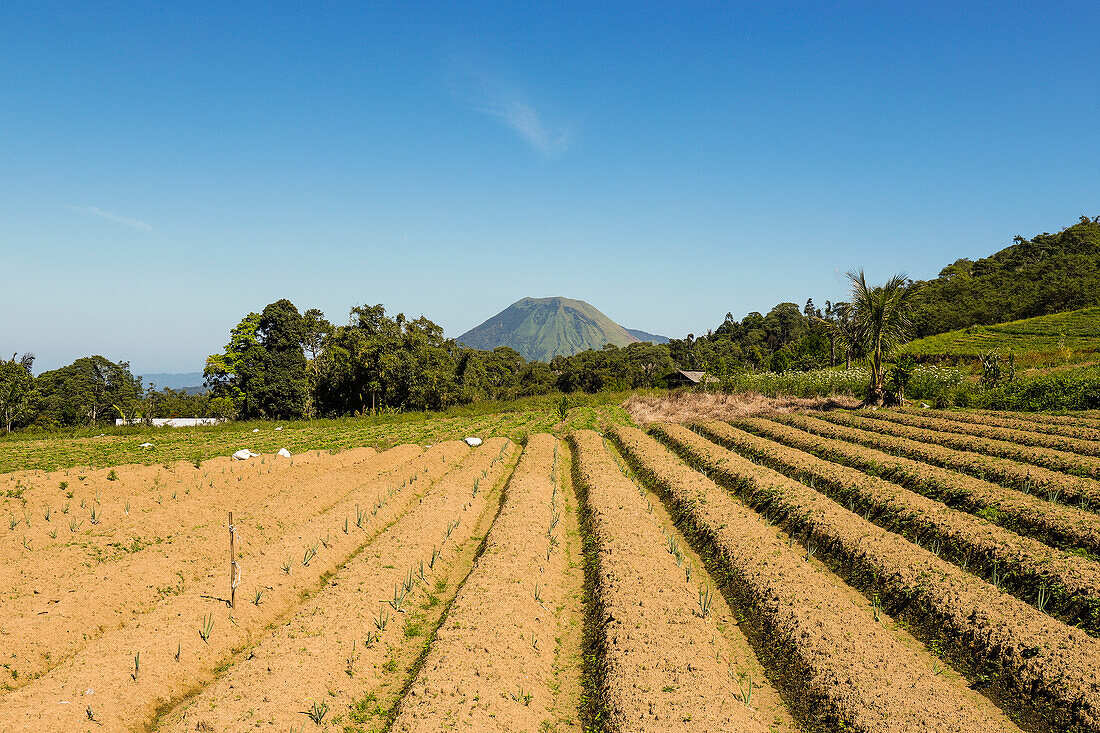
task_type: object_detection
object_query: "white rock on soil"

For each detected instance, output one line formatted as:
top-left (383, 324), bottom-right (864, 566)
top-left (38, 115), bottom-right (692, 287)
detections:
top-left (464, 437), bottom-right (483, 447)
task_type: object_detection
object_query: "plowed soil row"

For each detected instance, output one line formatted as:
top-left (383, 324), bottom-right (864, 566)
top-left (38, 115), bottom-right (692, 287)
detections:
top-left (980, 410), bottom-right (1100, 430)
top-left (765, 415), bottom-right (1100, 555)
top-left (0, 449), bottom-right (355, 573)
top-left (654, 422), bottom-right (1100, 733)
top-left (823, 411), bottom-right (1100, 480)
top-left (903, 408), bottom-right (1100, 442)
top-left (570, 430), bottom-right (786, 732)
top-left (157, 437), bottom-right (517, 733)
top-left (0, 440), bottom-right (473, 732)
top-left (693, 420), bottom-right (1100, 634)
top-left (392, 434), bottom-right (585, 732)
top-left (867, 409), bottom-right (1100, 458)
top-left (0, 446), bottom-right (421, 687)
top-left (608, 425), bottom-right (1020, 733)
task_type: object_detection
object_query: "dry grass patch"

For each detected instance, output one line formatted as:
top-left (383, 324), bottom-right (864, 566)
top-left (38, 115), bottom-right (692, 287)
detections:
top-left (622, 390), bottom-right (857, 425)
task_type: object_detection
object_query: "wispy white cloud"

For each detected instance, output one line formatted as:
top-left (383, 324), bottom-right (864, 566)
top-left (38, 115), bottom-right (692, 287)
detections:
top-left (66, 205), bottom-right (155, 234)
top-left (451, 61), bottom-right (576, 157)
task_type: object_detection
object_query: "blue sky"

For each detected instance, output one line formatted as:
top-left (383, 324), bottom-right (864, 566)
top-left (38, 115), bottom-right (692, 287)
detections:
top-left (3, 1), bottom-right (1098, 373)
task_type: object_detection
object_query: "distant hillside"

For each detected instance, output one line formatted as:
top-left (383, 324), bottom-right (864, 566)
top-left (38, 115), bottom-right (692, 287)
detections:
top-left (140, 372), bottom-right (206, 393)
top-left (625, 328), bottom-right (670, 344)
top-left (904, 306), bottom-right (1100, 364)
top-left (458, 297), bottom-right (649, 362)
top-left (911, 216), bottom-right (1100, 337)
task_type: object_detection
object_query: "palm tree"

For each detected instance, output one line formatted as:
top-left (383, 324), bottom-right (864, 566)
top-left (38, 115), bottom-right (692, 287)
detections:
top-left (842, 270), bottom-right (917, 406)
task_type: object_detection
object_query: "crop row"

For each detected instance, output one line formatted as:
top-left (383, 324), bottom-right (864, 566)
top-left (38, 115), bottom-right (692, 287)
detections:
top-left (986, 410), bottom-right (1100, 429)
top-left (692, 420), bottom-right (1100, 634)
top-left (0, 445), bottom-right (424, 688)
top-left (866, 409), bottom-right (1100, 458)
top-left (782, 412), bottom-right (1100, 510)
top-left (0, 440), bottom-right (477, 730)
top-left (904, 407), bottom-right (1100, 442)
top-left (160, 438), bottom-right (517, 733)
top-left (569, 429), bottom-right (774, 730)
top-left (392, 434), bottom-right (580, 732)
top-left (757, 415), bottom-right (1100, 557)
top-left (822, 411), bottom-right (1100, 480)
top-left (649, 422), bottom-right (1100, 733)
top-left (607, 425), bottom-right (1020, 732)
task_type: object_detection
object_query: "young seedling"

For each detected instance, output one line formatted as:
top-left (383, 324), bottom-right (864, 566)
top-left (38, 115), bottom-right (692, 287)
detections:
top-left (697, 586), bottom-right (713, 619)
top-left (253, 588), bottom-right (265, 606)
top-left (199, 613), bottom-right (214, 643)
top-left (7, 515), bottom-right (17, 531)
top-left (534, 584), bottom-right (542, 603)
top-left (89, 504), bottom-right (100, 525)
top-left (175, 642), bottom-right (181, 662)
top-left (388, 585), bottom-right (407, 612)
top-left (302, 542), bottom-right (318, 567)
top-left (872, 593), bottom-right (884, 624)
top-left (684, 564), bottom-right (693, 583)
top-left (375, 607), bottom-right (390, 631)
top-left (737, 673), bottom-right (754, 706)
top-left (43, 505), bottom-right (51, 522)
top-left (131, 652), bottom-right (140, 682)
top-left (21, 536), bottom-right (32, 550)
top-left (508, 685), bottom-right (533, 706)
top-left (69, 518), bottom-right (83, 532)
top-left (428, 546), bottom-right (440, 569)
top-left (343, 517), bottom-right (349, 534)
top-left (301, 698), bottom-right (328, 725)
top-left (48, 528), bottom-right (58, 539)
top-left (355, 504), bottom-right (365, 528)
top-left (345, 641), bottom-right (357, 677)
top-left (124, 501), bottom-right (130, 515)
top-left (1037, 585), bottom-right (1050, 613)
top-left (281, 557), bottom-right (292, 574)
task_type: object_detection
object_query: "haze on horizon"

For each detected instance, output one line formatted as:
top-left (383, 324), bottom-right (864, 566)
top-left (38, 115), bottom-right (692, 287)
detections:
top-left (3, 2), bottom-right (1098, 373)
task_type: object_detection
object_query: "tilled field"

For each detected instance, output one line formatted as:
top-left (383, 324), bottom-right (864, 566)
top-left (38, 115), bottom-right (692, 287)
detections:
top-left (2, 407), bottom-right (1099, 731)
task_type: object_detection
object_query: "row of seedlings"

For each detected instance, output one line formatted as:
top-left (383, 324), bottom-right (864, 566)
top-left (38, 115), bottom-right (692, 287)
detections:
top-left (391, 434), bottom-right (583, 732)
top-left (159, 438), bottom-right (517, 733)
top-left (0, 440), bottom-right (473, 730)
top-left (900, 407), bottom-right (1100, 442)
top-left (863, 409), bottom-right (1100, 458)
top-left (569, 430), bottom-right (785, 732)
top-left (651, 423), bottom-right (1100, 733)
top-left (760, 415), bottom-right (1100, 554)
top-left (607, 425), bottom-right (1022, 733)
top-left (691, 420), bottom-right (1100, 634)
top-left (820, 411), bottom-right (1100, 480)
top-left (0, 444), bottom-right (422, 691)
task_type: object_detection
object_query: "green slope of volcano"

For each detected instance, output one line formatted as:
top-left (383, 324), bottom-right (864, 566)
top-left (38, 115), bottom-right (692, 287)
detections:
top-left (457, 297), bottom-right (648, 362)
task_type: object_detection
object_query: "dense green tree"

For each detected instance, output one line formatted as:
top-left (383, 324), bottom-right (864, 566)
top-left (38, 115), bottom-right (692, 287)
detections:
top-left (254, 299), bottom-right (309, 419)
top-left (35, 356), bottom-right (143, 426)
top-left (0, 354), bottom-right (37, 433)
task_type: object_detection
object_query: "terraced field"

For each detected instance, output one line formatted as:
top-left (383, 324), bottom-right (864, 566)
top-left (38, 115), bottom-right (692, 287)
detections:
top-left (2, 406), bottom-right (1100, 731)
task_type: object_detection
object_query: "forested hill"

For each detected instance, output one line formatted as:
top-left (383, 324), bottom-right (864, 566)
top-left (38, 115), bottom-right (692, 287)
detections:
top-left (910, 216), bottom-right (1100, 338)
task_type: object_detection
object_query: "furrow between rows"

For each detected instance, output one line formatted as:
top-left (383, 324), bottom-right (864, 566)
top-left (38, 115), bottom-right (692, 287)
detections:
top-left (608, 425), bottom-right (1020, 733)
top-left (570, 429), bottom-right (782, 732)
top-left (694, 420), bottom-right (1100, 634)
top-left (0, 446), bottom-right (421, 688)
top-left (654, 422), bottom-right (1100, 733)
top-left (157, 438), bottom-right (517, 733)
top-left (867, 410), bottom-right (1100, 458)
top-left (900, 408), bottom-right (1100, 442)
top-left (822, 411), bottom-right (1100, 481)
top-left (0, 440), bottom-right (473, 732)
top-left (392, 434), bottom-right (584, 732)
top-left (767, 414), bottom-right (1100, 555)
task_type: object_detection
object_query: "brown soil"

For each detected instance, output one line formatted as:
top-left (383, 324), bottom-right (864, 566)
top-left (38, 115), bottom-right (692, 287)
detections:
top-left (621, 391), bottom-right (857, 425)
top-left (870, 409), bottom-right (1100, 457)
top-left (0, 441), bottom-right (473, 732)
top-left (0, 446), bottom-right (422, 687)
top-left (694, 420), bottom-right (1100, 633)
top-left (392, 434), bottom-right (585, 732)
top-left (771, 414), bottom-right (1100, 555)
top-left (828, 410), bottom-right (1100, 479)
top-left (156, 438), bottom-right (517, 733)
top-left (902, 407), bottom-right (1100, 442)
top-left (609, 425), bottom-right (1024, 733)
top-left (655, 423), bottom-right (1100, 733)
top-left (571, 430), bottom-right (794, 732)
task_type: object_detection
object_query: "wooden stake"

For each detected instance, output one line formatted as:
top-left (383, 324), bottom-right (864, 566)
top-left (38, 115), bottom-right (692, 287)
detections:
top-left (229, 511), bottom-right (236, 608)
